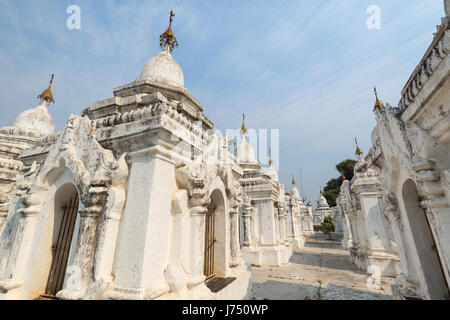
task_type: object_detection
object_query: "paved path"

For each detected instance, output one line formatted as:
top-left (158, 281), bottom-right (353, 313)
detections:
top-left (250, 235), bottom-right (394, 300)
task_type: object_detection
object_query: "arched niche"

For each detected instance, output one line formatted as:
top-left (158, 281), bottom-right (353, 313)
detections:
top-left (28, 182), bottom-right (81, 299)
top-left (402, 179), bottom-right (449, 299)
top-left (204, 188), bottom-right (227, 279)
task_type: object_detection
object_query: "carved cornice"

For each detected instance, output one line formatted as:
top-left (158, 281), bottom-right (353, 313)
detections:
top-left (92, 102), bottom-right (190, 131)
top-left (91, 99), bottom-right (214, 159)
top-left (35, 132), bottom-right (61, 147)
top-left (0, 158), bottom-right (22, 171)
top-left (365, 138), bottom-right (382, 168)
top-left (0, 126), bottom-right (47, 139)
top-left (398, 18), bottom-right (450, 113)
top-left (85, 80), bottom-right (214, 132)
top-left (113, 79), bottom-right (206, 113)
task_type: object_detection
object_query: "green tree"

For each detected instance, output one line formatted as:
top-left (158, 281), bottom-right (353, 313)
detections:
top-left (323, 159), bottom-right (357, 207)
top-left (336, 159), bottom-right (357, 181)
top-left (321, 215), bottom-right (335, 239)
top-left (323, 189), bottom-right (340, 207)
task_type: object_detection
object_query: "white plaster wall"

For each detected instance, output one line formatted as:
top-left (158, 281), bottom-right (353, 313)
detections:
top-left (113, 153), bottom-right (175, 291)
top-left (257, 200), bottom-right (276, 245)
top-left (361, 196), bottom-right (390, 251)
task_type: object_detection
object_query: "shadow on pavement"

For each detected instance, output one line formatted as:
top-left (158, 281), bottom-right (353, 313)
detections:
top-left (251, 280), bottom-right (392, 300)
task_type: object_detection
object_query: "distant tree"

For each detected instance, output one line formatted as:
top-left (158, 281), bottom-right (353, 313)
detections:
top-left (323, 189), bottom-right (339, 207)
top-left (321, 215), bottom-right (335, 239)
top-left (323, 159), bottom-right (357, 207)
top-left (336, 159), bottom-right (357, 181)
top-left (324, 177), bottom-right (341, 191)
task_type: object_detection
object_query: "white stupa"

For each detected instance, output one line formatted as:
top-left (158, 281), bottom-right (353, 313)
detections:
top-left (291, 178), bottom-right (301, 199)
top-left (236, 115), bottom-right (258, 164)
top-left (137, 12), bottom-right (184, 89)
top-left (139, 46), bottom-right (185, 88)
top-left (314, 189), bottom-right (332, 225)
top-left (13, 75), bottom-right (55, 136)
top-left (264, 157), bottom-right (279, 181)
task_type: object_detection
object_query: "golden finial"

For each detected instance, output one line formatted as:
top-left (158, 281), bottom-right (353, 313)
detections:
top-left (160, 10), bottom-right (178, 52)
top-left (240, 113), bottom-right (248, 135)
top-left (355, 137), bottom-right (363, 160)
top-left (38, 74), bottom-right (55, 104)
top-left (292, 175), bottom-right (296, 185)
top-left (373, 87), bottom-right (385, 111)
top-left (268, 147), bottom-right (273, 166)
top-left (341, 172), bottom-right (346, 181)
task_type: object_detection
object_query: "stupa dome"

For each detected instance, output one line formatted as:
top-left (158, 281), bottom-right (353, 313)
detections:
top-left (319, 192), bottom-right (329, 207)
top-left (237, 138), bottom-right (257, 163)
top-left (139, 48), bottom-right (184, 88)
top-left (264, 160), bottom-right (279, 181)
top-left (291, 185), bottom-right (301, 199)
top-left (13, 101), bottom-right (54, 136)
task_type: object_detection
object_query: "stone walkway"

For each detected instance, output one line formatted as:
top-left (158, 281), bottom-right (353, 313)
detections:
top-left (250, 235), bottom-right (395, 300)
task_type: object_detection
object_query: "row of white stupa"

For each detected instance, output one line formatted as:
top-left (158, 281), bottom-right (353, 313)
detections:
top-left (0, 23), bottom-right (336, 300)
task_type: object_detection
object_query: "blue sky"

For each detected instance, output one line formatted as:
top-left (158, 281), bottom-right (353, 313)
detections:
top-left (0, 0), bottom-right (445, 205)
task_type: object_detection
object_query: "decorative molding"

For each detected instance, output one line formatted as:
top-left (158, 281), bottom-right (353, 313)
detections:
top-left (398, 22), bottom-right (450, 113)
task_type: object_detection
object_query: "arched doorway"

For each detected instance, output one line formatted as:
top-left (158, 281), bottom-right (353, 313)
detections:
top-left (402, 179), bottom-right (449, 299)
top-left (44, 183), bottom-right (80, 297)
top-left (203, 189), bottom-right (226, 279)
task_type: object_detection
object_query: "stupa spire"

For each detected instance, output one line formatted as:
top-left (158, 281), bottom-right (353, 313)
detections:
top-left (268, 147), bottom-right (273, 166)
top-left (160, 10), bottom-right (179, 52)
top-left (373, 87), bottom-right (385, 111)
top-left (355, 137), bottom-right (363, 160)
top-left (240, 113), bottom-right (248, 135)
top-left (37, 74), bottom-right (55, 104)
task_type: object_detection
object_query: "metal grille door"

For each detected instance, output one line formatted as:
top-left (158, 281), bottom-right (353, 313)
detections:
top-left (203, 205), bottom-right (216, 278)
top-left (45, 193), bottom-right (79, 296)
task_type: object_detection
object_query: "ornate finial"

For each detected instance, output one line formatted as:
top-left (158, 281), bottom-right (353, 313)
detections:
top-left (240, 113), bottom-right (248, 135)
top-left (292, 175), bottom-right (296, 185)
top-left (160, 10), bottom-right (178, 52)
top-left (373, 87), bottom-right (385, 111)
top-left (355, 137), bottom-right (363, 160)
top-left (268, 147), bottom-right (273, 166)
top-left (38, 74), bottom-right (55, 104)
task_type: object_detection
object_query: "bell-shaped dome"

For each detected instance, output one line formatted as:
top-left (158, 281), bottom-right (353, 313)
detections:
top-left (264, 164), bottom-right (279, 181)
top-left (139, 47), bottom-right (184, 88)
top-left (318, 192), bottom-right (329, 208)
top-left (291, 185), bottom-right (301, 199)
top-left (237, 137), bottom-right (257, 163)
top-left (13, 101), bottom-right (54, 136)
